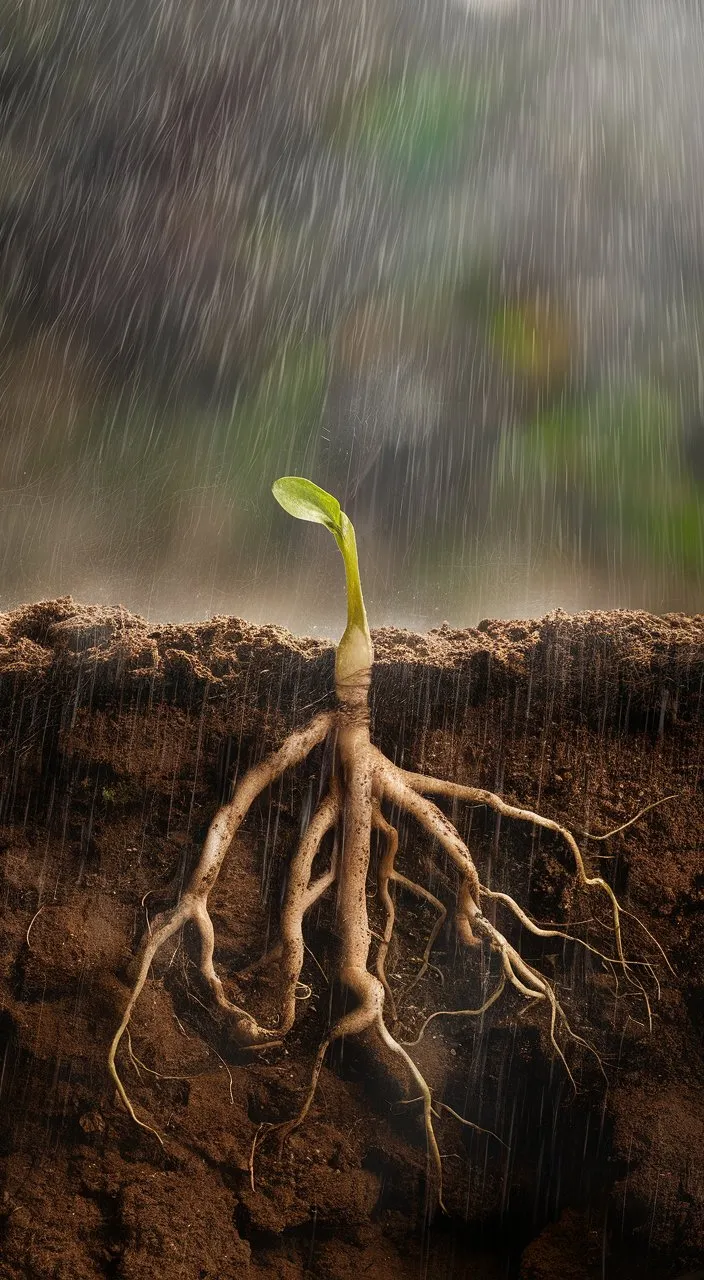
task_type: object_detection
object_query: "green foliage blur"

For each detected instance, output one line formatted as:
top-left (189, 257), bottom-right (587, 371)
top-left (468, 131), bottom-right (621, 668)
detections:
top-left (494, 387), bottom-right (704, 573)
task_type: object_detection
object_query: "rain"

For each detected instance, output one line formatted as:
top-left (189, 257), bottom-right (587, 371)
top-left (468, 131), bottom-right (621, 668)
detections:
top-left (0, 0), bottom-right (701, 633)
top-left (0, 3), bottom-right (703, 1279)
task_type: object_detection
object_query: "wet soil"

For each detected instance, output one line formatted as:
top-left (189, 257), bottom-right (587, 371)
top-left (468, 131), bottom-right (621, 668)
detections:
top-left (0, 599), bottom-right (702, 1279)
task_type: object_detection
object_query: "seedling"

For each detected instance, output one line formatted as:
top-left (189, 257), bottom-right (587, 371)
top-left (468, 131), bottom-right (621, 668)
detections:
top-left (109, 477), bottom-right (663, 1209)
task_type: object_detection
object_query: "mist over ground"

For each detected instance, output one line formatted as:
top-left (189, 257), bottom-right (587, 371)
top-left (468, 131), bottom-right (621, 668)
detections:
top-left (0, 0), bottom-right (702, 632)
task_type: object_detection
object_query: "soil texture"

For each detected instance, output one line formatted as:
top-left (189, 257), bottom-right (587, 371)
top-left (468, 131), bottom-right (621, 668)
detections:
top-left (0, 599), bottom-right (703, 1279)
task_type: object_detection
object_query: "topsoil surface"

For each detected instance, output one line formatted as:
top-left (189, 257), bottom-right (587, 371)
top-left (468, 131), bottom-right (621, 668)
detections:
top-left (0, 599), bottom-right (703, 1280)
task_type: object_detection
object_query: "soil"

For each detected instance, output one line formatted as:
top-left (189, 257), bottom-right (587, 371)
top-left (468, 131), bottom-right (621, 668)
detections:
top-left (0, 598), bottom-right (703, 1280)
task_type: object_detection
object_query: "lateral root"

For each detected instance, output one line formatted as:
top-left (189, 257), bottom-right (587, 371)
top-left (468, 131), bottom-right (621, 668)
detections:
top-left (110, 706), bottom-right (666, 1211)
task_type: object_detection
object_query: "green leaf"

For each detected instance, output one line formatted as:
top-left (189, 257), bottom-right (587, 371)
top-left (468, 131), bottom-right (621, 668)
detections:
top-left (272, 477), bottom-right (372, 679)
top-left (272, 477), bottom-right (343, 536)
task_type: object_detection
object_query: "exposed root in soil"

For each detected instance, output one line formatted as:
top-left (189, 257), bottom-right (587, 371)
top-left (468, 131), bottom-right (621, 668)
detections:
top-left (108, 482), bottom-right (667, 1210)
top-left (109, 693), bottom-right (663, 1208)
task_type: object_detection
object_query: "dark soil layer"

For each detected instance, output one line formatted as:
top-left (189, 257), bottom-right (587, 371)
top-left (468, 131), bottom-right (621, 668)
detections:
top-left (0, 599), bottom-right (703, 1280)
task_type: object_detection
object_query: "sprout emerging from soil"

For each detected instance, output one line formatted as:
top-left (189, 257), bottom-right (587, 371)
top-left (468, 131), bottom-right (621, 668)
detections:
top-left (109, 477), bottom-right (662, 1209)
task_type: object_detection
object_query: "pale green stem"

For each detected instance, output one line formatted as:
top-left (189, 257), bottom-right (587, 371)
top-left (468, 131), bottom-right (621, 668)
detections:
top-left (336, 514), bottom-right (368, 635)
top-left (334, 512), bottom-right (374, 702)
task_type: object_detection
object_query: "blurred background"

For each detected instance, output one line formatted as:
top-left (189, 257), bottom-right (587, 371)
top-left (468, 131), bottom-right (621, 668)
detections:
top-left (0, 0), bottom-right (702, 635)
